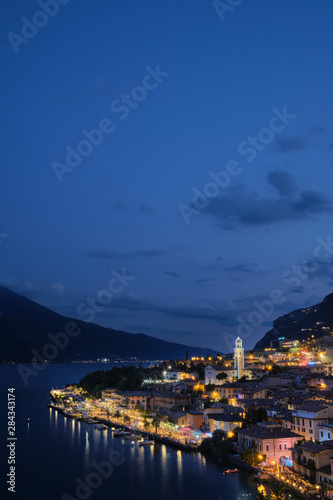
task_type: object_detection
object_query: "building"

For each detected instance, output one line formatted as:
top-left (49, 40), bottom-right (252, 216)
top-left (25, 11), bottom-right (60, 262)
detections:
top-left (204, 365), bottom-right (230, 385)
top-left (101, 388), bottom-right (116, 400)
top-left (238, 422), bottom-right (301, 464)
top-left (291, 401), bottom-right (333, 440)
top-left (216, 382), bottom-right (268, 404)
top-left (318, 420), bottom-right (333, 443)
top-left (203, 404), bottom-right (244, 428)
top-left (150, 391), bottom-right (190, 409)
top-left (291, 440), bottom-right (333, 483)
top-left (158, 409), bottom-right (188, 427)
top-left (207, 413), bottom-right (243, 435)
top-left (234, 337), bottom-right (245, 379)
top-left (187, 411), bottom-right (204, 430)
top-left (101, 390), bottom-right (149, 410)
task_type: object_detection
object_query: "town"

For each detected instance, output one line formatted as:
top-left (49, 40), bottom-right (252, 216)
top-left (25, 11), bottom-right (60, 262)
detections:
top-left (50, 334), bottom-right (333, 499)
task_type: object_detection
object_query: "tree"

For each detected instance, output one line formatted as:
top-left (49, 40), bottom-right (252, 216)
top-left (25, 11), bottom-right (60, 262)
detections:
top-left (123, 397), bottom-right (130, 409)
top-left (211, 429), bottom-right (227, 445)
top-left (242, 405), bottom-right (267, 428)
top-left (240, 447), bottom-right (261, 466)
top-left (186, 350), bottom-right (189, 361)
top-left (200, 437), bottom-right (212, 453)
top-left (195, 363), bottom-right (205, 379)
top-left (216, 372), bottom-right (228, 382)
top-left (113, 410), bottom-right (121, 421)
top-left (218, 396), bottom-right (229, 404)
top-left (152, 414), bottom-right (162, 433)
top-left (124, 414), bottom-right (131, 425)
top-left (238, 375), bottom-right (248, 382)
top-left (204, 398), bottom-right (212, 409)
top-left (214, 439), bottom-right (234, 454)
top-left (266, 480), bottom-right (288, 500)
top-left (204, 383), bottom-right (216, 392)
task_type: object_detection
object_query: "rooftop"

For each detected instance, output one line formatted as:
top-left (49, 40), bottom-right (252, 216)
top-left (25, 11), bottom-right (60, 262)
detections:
top-left (239, 423), bottom-right (301, 440)
top-left (293, 401), bottom-right (329, 413)
top-left (208, 414), bottom-right (243, 422)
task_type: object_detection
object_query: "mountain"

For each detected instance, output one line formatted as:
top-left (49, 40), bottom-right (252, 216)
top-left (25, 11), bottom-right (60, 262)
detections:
top-left (0, 286), bottom-right (217, 362)
top-left (254, 292), bottom-right (333, 349)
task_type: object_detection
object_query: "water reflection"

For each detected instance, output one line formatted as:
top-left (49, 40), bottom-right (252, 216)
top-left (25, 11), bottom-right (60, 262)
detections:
top-left (176, 450), bottom-right (182, 476)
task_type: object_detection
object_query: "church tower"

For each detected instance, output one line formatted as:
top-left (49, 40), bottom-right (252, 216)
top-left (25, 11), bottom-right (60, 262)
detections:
top-left (234, 336), bottom-right (244, 379)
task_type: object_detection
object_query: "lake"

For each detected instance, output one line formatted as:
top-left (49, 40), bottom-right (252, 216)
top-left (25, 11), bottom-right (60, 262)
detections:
top-left (0, 363), bottom-right (255, 500)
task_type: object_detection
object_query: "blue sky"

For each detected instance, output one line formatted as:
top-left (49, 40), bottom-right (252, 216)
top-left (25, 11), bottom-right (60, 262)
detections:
top-left (1, 0), bottom-right (333, 352)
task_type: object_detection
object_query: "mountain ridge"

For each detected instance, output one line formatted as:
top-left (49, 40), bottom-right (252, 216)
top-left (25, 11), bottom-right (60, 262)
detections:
top-left (0, 286), bottom-right (217, 361)
top-left (254, 292), bottom-right (333, 349)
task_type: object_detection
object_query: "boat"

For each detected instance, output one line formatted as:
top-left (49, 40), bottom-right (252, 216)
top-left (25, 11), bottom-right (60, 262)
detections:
top-left (63, 412), bottom-right (75, 418)
top-left (125, 434), bottom-right (141, 440)
top-left (96, 425), bottom-right (108, 430)
top-left (86, 419), bottom-right (98, 424)
top-left (113, 431), bottom-right (130, 437)
top-left (139, 440), bottom-right (154, 446)
top-left (222, 468), bottom-right (238, 475)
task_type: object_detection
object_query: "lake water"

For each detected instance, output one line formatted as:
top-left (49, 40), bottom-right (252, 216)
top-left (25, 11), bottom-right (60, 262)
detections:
top-left (0, 363), bottom-right (255, 500)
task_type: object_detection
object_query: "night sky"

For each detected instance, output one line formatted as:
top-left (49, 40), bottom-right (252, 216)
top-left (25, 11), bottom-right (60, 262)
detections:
top-left (1, 0), bottom-right (333, 353)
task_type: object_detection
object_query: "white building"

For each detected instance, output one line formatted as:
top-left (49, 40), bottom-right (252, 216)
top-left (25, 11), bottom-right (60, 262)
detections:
top-left (234, 337), bottom-right (245, 379)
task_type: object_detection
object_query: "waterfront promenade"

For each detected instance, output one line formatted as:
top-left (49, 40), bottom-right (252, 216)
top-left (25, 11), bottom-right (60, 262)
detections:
top-left (49, 403), bottom-right (200, 450)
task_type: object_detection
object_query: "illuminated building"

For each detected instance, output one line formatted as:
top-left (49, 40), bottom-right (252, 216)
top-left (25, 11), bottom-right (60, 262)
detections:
top-left (234, 337), bottom-right (245, 379)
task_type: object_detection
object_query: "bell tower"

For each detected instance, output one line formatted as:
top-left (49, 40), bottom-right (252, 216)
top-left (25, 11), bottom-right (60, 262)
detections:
top-left (234, 336), bottom-right (244, 379)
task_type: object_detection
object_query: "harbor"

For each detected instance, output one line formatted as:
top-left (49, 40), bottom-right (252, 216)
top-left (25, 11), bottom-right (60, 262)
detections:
top-left (48, 403), bottom-right (201, 450)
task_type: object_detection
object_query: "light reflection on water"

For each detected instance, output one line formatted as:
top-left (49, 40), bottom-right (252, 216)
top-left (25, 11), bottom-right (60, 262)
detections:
top-left (0, 364), bottom-right (255, 500)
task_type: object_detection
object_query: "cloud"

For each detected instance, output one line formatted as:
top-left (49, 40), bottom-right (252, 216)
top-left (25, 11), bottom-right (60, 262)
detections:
top-left (201, 177), bottom-right (332, 229)
top-left (96, 294), bottom-right (239, 325)
top-left (267, 169), bottom-right (297, 197)
top-left (50, 282), bottom-right (66, 295)
top-left (87, 248), bottom-right (169, 260)
top-left (305, 258), bottom-right (333, 281)
top-left (193, 278), bottom-right (212, 285)
top-left (289, 285), bottom-right (305, 294)
top-left (207, 257), bottom-right (260, 275)
top-left (276, 136), bottom-right (307, 153)
top-left (310, 126), bottom-right (325, 136)
top-left (139, 205), bottom-right (154, 215)
top-left (0, 276), bottom-right (37, 293)
top-left (164, 271), bottom-right (180, 278)
top-left (113, 201), bottom-right (130, 211)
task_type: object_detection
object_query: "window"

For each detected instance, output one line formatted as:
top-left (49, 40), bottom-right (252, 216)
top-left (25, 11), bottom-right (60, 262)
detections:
top-left (329, 433), bottom-right (331, 439)
top-left (279, 444), bottom-right (282, 451)
top-left (259, 444), bottom-right (262, 451)
top-left (266, 444), bottom-right (269, 452)
top-left (302, 419), bottom-right (304, 426)
top-left (297, 418), bottom-right (300, 425)
top-left (284, 444), bottom-right (287, 450)
top-left (309, 429), bottom-right (313, 434)
top-left (309, 421), bottom-right (312, 428)
top-left (321, 431), bottom-right (324, 438)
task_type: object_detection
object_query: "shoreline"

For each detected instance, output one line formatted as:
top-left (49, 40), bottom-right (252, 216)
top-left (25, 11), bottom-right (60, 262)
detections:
top-left (48, 404), bottom-right (200, 451)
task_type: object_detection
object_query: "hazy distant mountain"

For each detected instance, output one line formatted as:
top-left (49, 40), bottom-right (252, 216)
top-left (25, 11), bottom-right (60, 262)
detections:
top-left (0, 286), bottom-right (216, 362)
top-left (254, 292), bottom-right (333, 349)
